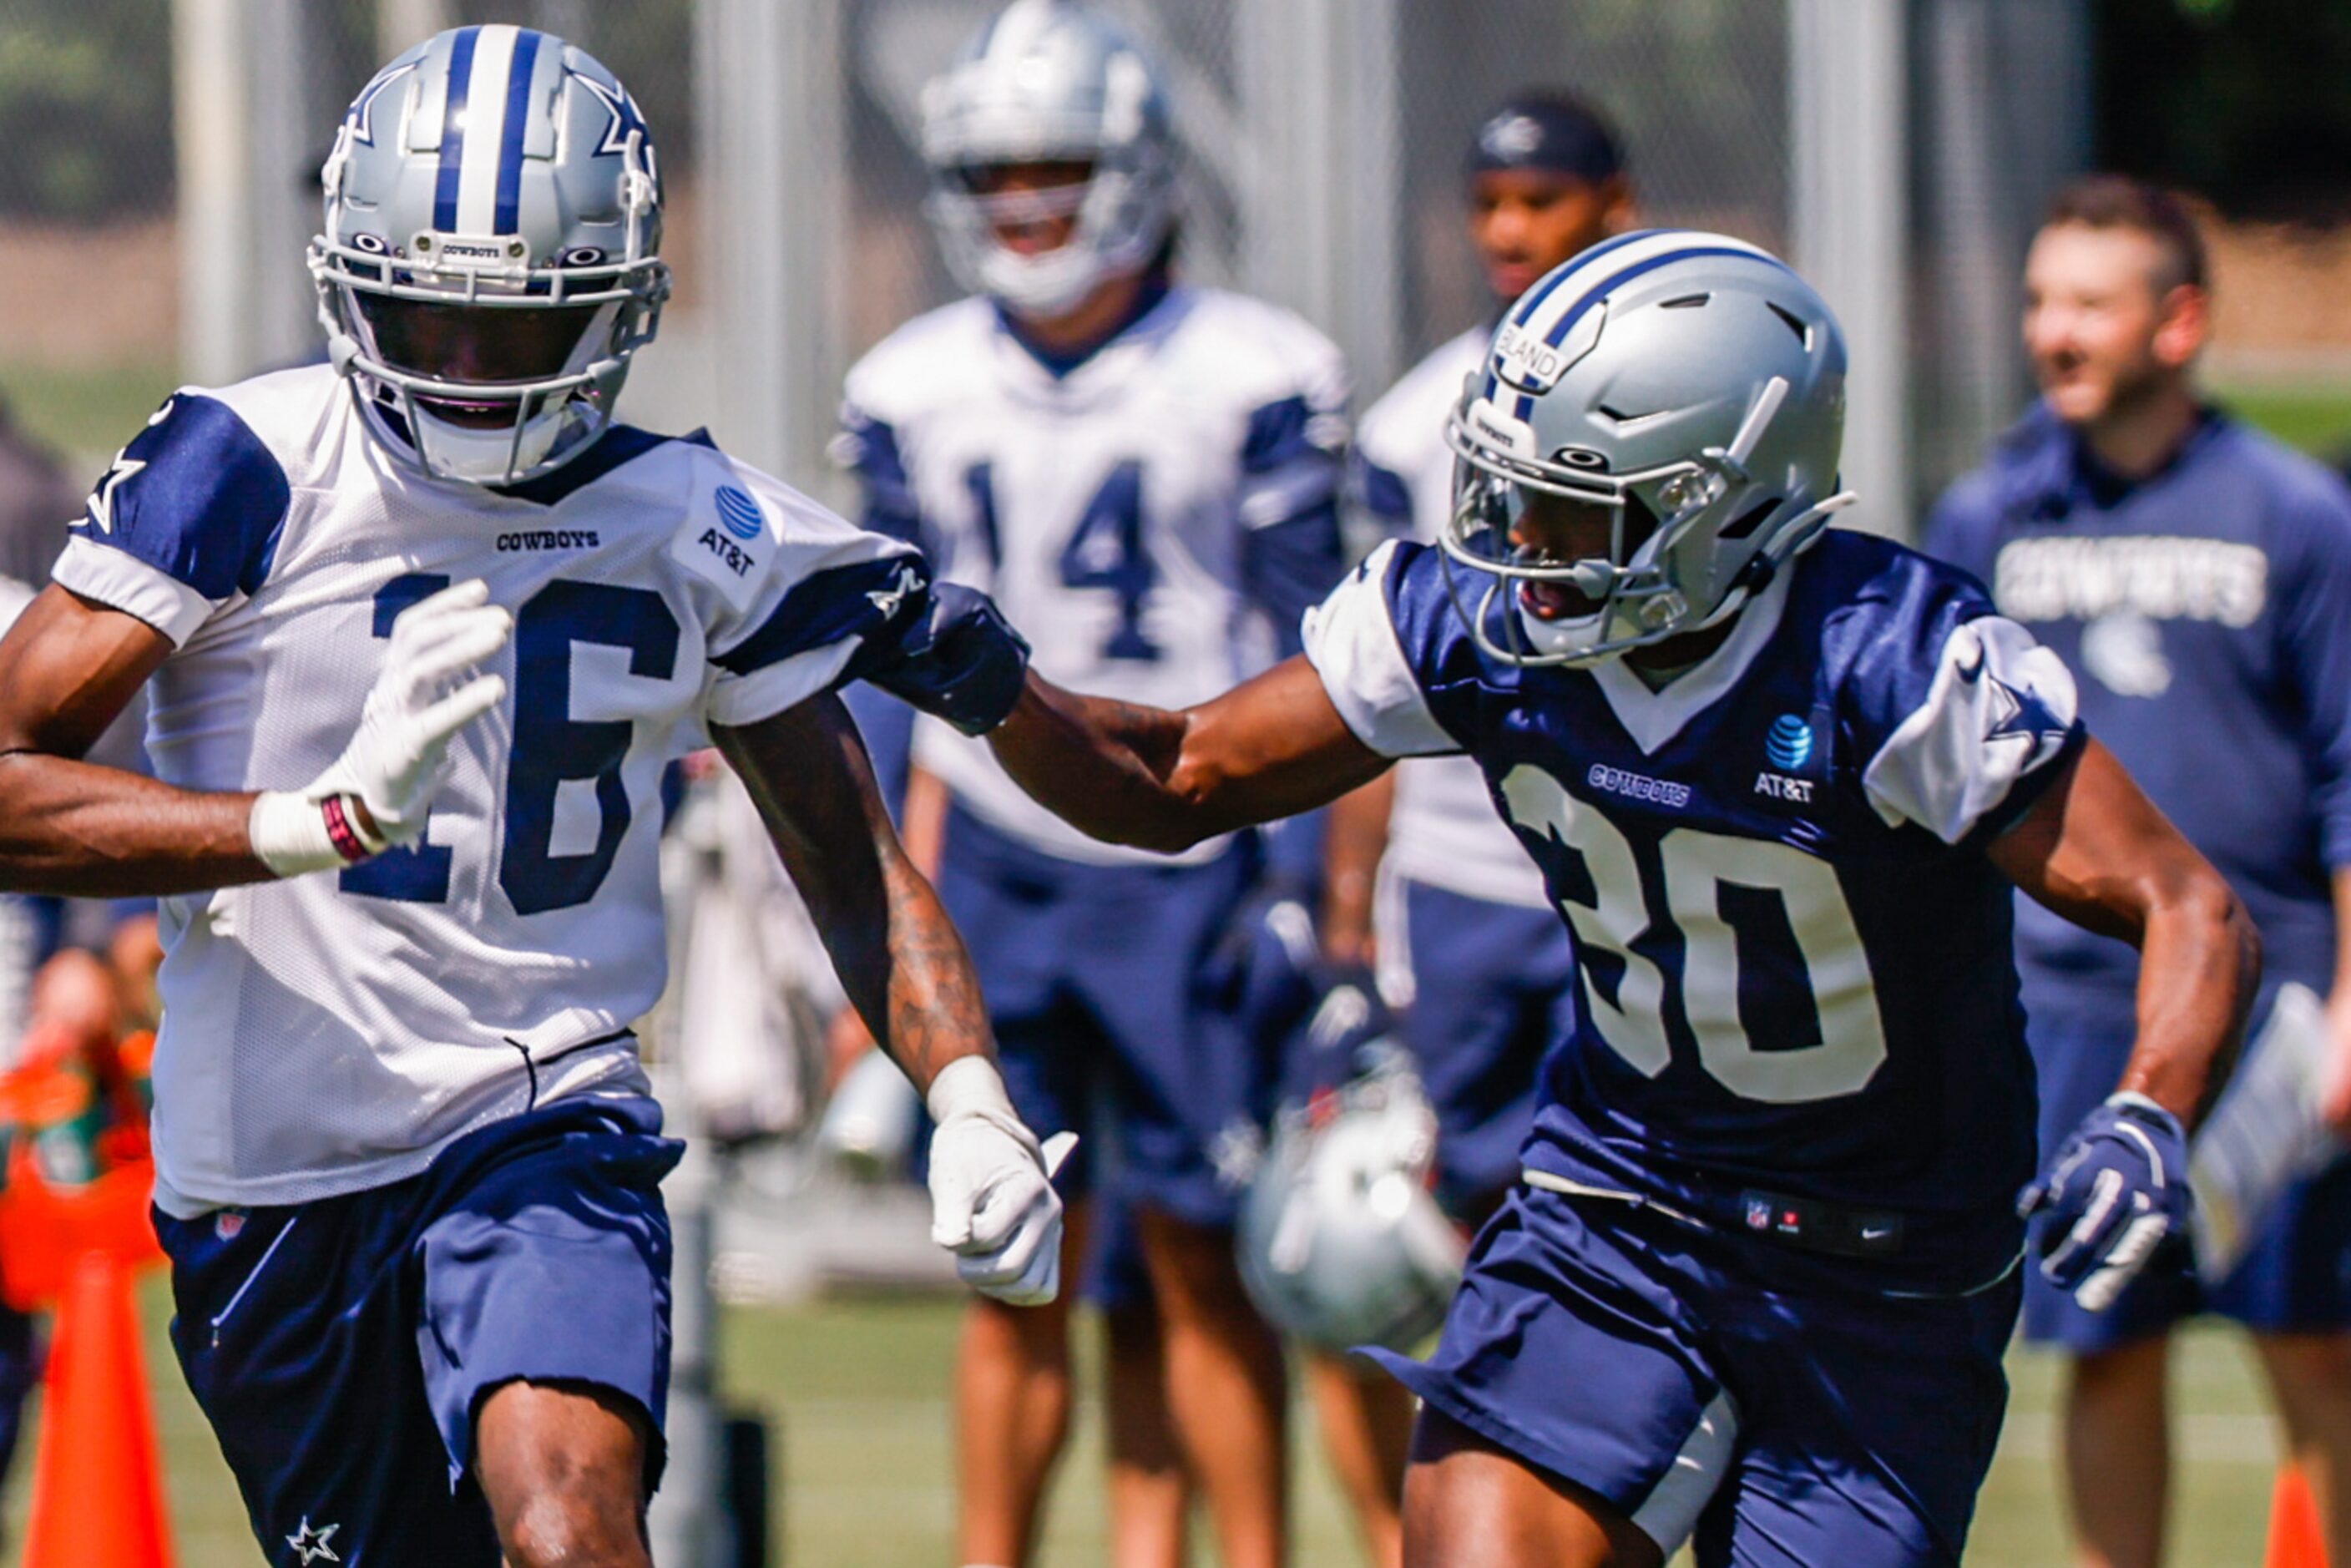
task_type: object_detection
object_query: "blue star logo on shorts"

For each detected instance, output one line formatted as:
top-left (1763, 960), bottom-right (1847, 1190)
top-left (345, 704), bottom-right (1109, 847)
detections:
top-left (286, 1517), bottom-right (341, 1565)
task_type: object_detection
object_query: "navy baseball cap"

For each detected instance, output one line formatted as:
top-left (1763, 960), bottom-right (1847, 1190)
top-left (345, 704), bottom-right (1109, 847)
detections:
top-left (1467, 93), bottom-right (1625, 185)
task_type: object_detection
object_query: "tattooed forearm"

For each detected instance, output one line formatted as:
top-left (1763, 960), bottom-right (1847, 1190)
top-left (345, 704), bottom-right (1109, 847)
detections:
top-left (873, 851), bottom-right (990, 1088)
top-left (715, 696), bottom-right (997, 1098)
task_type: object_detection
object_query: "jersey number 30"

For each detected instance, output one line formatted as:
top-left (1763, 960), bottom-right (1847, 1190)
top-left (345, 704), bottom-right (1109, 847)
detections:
top-left (342, 574), bottom-right (679, 916)
top-left (1501, 766), bottom-right (1889, 1105)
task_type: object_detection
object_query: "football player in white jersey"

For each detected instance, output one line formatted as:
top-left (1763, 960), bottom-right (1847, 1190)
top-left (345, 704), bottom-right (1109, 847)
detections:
top-left (0, 29), bottom-right (1062, 1568)
top-left (836, 5), bottom-right (1350, 1564)
top-left (1312, 92), bottom-right (1637, 1560)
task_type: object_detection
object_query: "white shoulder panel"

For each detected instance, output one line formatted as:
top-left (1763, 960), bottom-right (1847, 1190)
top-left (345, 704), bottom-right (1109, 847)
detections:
top-left (1862, 615), bottom-right (2081, 843)
top-left (1301, 541), bottom-right (1454, 757)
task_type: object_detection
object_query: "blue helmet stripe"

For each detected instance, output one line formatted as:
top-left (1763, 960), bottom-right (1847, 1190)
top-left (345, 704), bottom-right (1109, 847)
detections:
top-left (1504, 229), bottom-right (1658, 331)
top-left (493, 28), bottom-right (543, 235)
top-left (432, 25), bottom-right (482, 232)
top-left (1540, 245), bottom-right (1784, 350)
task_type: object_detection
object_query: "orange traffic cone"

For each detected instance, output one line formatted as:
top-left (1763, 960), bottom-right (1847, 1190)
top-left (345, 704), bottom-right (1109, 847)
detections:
top-left (23, 1250), bottom-right (174, 1567)
top-left (2267, 1464), bottom-right (2328, 1568)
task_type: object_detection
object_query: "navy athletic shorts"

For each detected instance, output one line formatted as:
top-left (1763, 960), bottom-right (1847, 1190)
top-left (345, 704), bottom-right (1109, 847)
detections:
top-left (1366, 1181), bottom-right (2019, 1565)
top-left (155, 1094), bottom-right (681, 1566)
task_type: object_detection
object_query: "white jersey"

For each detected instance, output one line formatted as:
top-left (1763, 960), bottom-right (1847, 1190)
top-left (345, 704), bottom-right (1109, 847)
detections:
top-left (53, 364), bottom-right (923, 1213)
top-left (1354, 326), bottom-right (1550, 908)
top-left (842, 284), bottom-right (1349, 866)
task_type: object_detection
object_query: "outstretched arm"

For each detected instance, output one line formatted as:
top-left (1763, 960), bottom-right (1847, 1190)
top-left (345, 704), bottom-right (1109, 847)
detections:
top-left (716, 694), bottom-right (1064, 1305)
top-left (987, 655), bottom-right (1393, 855)
top-left (1989, 736), bottom-right (2256, 1126)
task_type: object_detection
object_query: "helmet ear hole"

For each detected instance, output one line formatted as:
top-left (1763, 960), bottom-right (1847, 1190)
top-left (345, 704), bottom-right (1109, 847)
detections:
top-left (1720, 496), bottom-right (1782, 541)
top-left (1621, 490), bottom-right (1661, 552)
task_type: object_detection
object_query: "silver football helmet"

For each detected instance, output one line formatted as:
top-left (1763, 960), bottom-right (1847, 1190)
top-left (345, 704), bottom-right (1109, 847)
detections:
top-left (309, 26), bottom-right (670, 487)
top-left (920, 0), bottom-right (1179, 317)
top-left (1444, 230), bottom-right (1855, 665)
top-left (1236, 988), bottom-right (1465, 1353)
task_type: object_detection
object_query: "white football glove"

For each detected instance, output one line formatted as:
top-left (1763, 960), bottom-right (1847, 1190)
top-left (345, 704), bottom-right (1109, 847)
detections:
top-left (926, 1057), bottom-right (1073, 1306)
top-left (248, 579), bottom-right (513, 876)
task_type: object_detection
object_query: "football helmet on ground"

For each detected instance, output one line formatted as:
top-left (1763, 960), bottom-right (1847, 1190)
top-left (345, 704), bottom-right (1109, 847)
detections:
top-left (1443, 230), bottom-right (1854, 666)
top-left (920, 0), bottom-right (1179, 318)
top-left (310, 26), bottom-right (670, 487)
top-left (1236, 980), bottom-right (1464, 1353)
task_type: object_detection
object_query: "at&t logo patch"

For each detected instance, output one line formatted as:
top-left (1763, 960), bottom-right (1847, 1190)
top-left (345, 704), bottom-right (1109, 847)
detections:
top-left (715, 485), bottom-right (765, 541)
top-left (1764, 714), bottom-right (1813, 771)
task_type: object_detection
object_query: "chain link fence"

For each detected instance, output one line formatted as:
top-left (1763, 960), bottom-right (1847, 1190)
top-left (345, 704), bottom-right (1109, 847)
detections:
top-left (0, 0), bottom-right (2081, 508)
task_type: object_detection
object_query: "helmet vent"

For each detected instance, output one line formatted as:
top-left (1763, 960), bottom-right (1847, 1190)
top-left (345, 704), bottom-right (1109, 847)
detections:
top-left (1768, 303), bottom-right (1813, 347)
top-left (1594, 403), bottom-right (1651, 424)
top-left (1721, 496), bottom-right (1782, 540)
top-left (1660, 292), bottom-right (1711, 309)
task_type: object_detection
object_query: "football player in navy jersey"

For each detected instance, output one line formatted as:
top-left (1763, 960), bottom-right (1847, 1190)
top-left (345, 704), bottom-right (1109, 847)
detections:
top-left (1928, 176), bottom-right (2351, 1568)
top-left (884, 232), bottom-right (2256, 1566)
top-left (0, 28), bottom-right (1060, 1568)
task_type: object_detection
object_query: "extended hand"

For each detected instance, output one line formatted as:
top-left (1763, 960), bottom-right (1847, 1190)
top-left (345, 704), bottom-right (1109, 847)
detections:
top-left (866, 580), bottom-right (1030, 736)
top-left (925, 1057), bottom-right (1069, 1305)
top-left (249, 579), bottom-right (513, 875)
top-left (2019, 1092), bottom-right (2189, 1311)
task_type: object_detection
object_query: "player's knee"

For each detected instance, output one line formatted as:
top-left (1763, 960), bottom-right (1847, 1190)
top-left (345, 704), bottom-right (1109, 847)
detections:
top-left (2068, 1333), bottom-right (2169, 1392)
top-left (499, 1486), bottom-right (648, 1568)
top-left (1138, 1213), bottom-right (1255, 1314)
top-left (2258, 1332), bottom-right (2351, 1439)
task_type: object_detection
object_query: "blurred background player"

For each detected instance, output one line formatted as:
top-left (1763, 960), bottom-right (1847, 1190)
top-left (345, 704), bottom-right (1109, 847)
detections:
top-left (835, 4), bottom-right (1352, 1563)
top-left (1314, 90), bottom-right (1635, 1565)
top-left (1925, 175), bottom-right (2351, 1568)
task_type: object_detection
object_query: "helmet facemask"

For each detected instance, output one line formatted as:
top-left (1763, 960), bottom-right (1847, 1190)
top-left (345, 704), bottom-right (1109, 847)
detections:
top-left (1443, 373), bottom-right (1854, 667)
top-left (306, 36), bottom-right (670, 488)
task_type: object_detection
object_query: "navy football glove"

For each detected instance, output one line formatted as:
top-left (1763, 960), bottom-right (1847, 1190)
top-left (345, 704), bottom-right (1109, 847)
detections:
top-left (865, 581), bottom-right (1031, 736)
top-left (2019, 1091), bottom-right (2190, 1311)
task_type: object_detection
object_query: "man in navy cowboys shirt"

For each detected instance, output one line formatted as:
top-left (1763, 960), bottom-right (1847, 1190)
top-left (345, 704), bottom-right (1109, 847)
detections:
top-left (1928, 175), bottom-right (2351, 1568)
top-left (884, 231), bottom-right (2257, 1566)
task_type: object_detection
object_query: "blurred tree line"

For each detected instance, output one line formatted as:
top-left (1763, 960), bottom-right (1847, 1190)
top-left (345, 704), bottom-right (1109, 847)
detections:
top-left (0, 0), bottom-right (697, 223)
top-left (2097, 0), bottom-right (2351, 222)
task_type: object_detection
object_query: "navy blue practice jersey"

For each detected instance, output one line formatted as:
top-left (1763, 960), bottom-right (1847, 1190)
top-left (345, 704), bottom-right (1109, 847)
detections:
top-left (1303, 532), bottom-right (2086, 1287)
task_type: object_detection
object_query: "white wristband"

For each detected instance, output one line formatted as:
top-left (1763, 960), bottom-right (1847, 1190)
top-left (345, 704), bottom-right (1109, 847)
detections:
top-left (247, 791), bottom-right (381, 878)
top-left (926, 1055), bottom-right (1019, 1126)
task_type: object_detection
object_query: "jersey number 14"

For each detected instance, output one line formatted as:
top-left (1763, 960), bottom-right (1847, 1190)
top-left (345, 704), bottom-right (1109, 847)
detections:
top-left (966, 460), bottom-right (1160, 661)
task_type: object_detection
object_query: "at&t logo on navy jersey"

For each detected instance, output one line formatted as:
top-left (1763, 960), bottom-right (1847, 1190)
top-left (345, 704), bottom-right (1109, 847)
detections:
top-left (1756, 714), bottom-right (1816, 802)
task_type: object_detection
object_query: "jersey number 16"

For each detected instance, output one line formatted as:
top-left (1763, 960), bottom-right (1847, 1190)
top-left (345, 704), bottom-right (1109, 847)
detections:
top-left (342, 574), bottom-right (678, 916)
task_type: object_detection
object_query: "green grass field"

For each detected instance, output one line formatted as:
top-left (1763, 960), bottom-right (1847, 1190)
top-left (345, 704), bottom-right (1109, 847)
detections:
top-left (0, 1279), bottom-right (2281, 1566)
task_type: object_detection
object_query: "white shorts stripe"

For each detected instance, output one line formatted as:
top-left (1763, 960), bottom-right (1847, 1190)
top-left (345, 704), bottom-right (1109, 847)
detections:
top-left (1630, 1384), bottom-right (1740, 1553)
